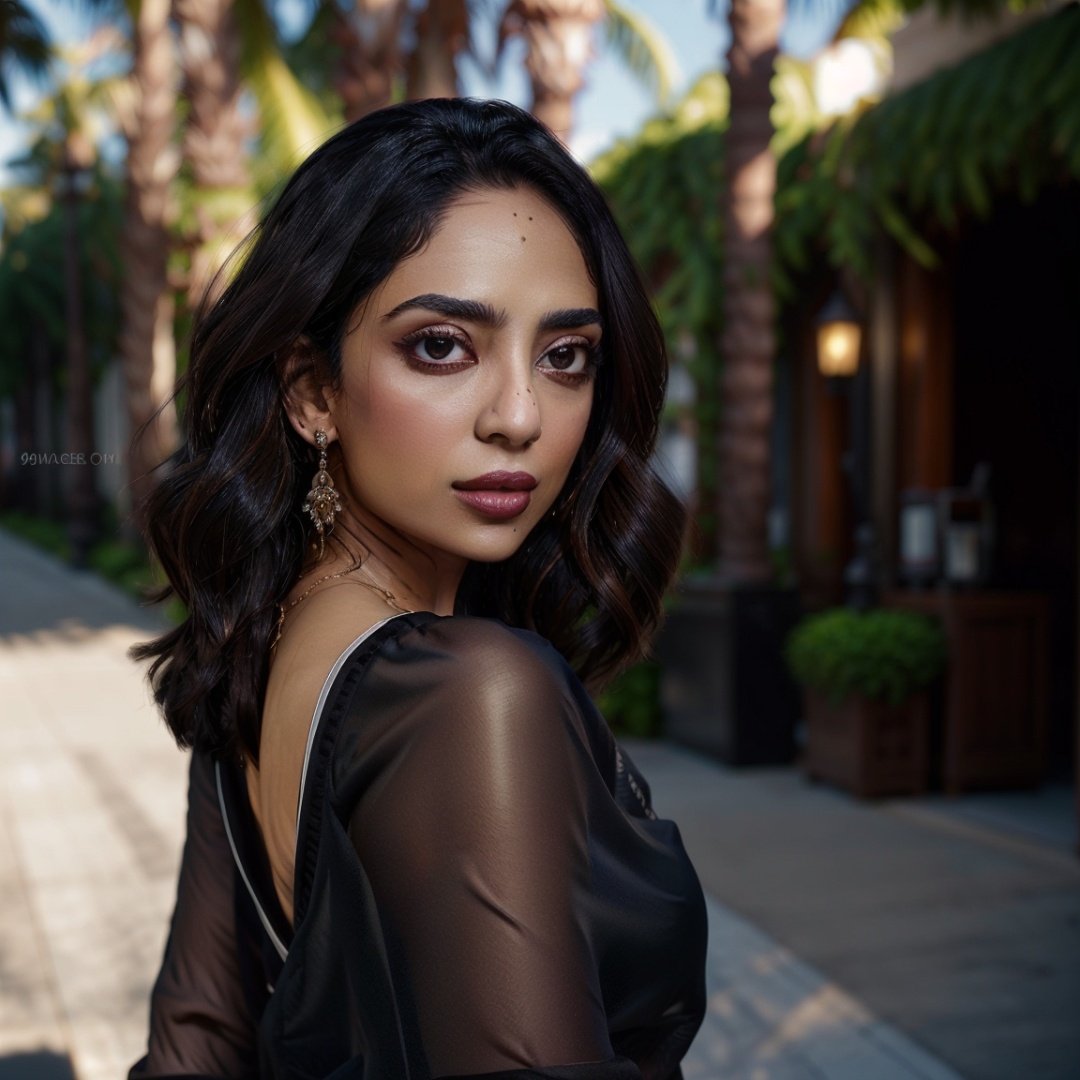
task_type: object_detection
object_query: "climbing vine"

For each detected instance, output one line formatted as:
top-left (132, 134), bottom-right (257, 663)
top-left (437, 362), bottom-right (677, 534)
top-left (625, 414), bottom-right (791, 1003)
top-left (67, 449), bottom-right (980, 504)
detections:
top-left (775, 3), bottom-right (1080, 286)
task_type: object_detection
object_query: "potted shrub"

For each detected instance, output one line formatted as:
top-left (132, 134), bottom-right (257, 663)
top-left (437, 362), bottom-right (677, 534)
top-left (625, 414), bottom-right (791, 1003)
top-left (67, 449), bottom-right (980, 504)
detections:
top-left (784, 608), bottom-right (947, 797)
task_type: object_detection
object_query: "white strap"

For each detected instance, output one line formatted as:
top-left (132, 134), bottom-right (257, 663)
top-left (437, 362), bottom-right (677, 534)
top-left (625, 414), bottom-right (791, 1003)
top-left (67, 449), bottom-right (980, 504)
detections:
top-left (295, 612), bottom-right (413, 841)
top-left (216, 760), bottom-right (290, 962)
top-left (214, 611), bottom-right (414, 963)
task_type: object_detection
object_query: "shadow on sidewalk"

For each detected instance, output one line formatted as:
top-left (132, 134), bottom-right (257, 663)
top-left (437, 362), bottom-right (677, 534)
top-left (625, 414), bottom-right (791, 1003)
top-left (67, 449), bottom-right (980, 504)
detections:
top-left (0, 1051), bottom-right (76, 1080)
top-left (0, 529), bottom-right (167, 641)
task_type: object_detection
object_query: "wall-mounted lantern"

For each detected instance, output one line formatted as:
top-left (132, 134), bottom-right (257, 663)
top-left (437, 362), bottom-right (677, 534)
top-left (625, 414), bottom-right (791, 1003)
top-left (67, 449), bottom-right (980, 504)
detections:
top-left (816, 288), bottom-right (876, 609)
top-left (815, 290), bottom-right (863, 378)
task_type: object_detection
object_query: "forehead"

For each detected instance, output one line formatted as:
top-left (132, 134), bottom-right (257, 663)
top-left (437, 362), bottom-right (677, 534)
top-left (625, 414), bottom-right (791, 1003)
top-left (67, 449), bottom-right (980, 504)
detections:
top-left (371, 186), bottom-right (597, 314)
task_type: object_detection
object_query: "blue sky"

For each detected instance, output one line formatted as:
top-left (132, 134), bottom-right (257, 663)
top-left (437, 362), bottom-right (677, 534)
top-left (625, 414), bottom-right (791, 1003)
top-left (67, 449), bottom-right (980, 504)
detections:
top-left (1, 0), bottom-right (843, 181)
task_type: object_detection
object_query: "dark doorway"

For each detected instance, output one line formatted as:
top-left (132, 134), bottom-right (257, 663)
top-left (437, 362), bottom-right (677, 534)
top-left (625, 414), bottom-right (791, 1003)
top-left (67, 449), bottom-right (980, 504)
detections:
top-left (952, 183), bottom-right (1080, 781)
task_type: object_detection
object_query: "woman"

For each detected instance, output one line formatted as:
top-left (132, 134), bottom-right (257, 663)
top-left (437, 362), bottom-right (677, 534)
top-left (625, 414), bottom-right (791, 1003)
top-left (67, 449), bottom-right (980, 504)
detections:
top-left (131, 98), bottom-right (707, 1080)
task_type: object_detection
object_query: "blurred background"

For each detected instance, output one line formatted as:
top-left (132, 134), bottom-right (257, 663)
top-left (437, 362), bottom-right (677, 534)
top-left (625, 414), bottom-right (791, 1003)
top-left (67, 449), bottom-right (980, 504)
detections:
top-left (0, 1), bottom-right (1077, 1078)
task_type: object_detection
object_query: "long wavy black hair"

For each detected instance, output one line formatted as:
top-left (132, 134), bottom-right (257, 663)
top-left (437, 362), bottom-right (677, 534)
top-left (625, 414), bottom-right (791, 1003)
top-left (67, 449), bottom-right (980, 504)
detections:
top-left (134, 98), bottom-right (686, 763)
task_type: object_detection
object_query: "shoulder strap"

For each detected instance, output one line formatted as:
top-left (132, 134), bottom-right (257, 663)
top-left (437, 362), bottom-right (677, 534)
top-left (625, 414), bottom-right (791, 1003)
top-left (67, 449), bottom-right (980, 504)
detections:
top-left (213, 613), bottom-right (414, 963)
top-left (215, 760), bottom-right (290, 962)
top-left (294, 612), bottom-right (413, 841)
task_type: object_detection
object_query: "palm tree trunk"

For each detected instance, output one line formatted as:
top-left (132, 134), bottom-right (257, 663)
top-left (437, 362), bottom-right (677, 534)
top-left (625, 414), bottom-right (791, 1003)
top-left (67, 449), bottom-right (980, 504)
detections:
top-left (175, 0), bottom-right (253, 311)
top-left (502, 0), bottom-right (605, 143)
top-left (118, 0), bottom-right (179, 518)
top-left (336, 0), bottom-right (408, 123)
top-left (405, 0), bottom-right (467, 101)
top-left (716, 0), bottom-right (785, 583)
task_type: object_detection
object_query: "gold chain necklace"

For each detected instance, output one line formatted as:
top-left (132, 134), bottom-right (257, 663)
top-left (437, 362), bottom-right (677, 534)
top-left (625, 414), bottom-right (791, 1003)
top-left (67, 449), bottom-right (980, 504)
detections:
top-left (270, 562), bottom-right (409, 651)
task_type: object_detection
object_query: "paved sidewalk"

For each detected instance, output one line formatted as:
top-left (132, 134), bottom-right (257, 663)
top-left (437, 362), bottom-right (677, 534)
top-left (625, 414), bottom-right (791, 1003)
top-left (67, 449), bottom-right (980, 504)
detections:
top-left (0, 534), bottom-right (181, 1080)
top-left (625, 746), bottom-right (1080, 1079)
top-left (2, 528), bottom-right (1077, 1079)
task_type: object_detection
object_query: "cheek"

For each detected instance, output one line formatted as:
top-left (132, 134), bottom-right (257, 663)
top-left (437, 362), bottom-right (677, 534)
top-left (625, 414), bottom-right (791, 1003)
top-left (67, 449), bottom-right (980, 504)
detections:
top-left (343, 375), bottom-right (456, 466)
top-left (553, 389), bottom-right (594, 459)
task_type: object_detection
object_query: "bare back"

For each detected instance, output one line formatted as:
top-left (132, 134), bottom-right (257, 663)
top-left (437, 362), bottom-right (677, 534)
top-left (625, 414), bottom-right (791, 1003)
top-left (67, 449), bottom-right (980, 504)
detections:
top-left (246, 584), bottom-right (407, 923)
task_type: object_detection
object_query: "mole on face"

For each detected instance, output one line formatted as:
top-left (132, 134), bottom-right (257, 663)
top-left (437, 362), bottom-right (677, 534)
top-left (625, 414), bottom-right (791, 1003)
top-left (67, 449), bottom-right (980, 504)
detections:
top-left (514, 210), bottom-right (532, 242)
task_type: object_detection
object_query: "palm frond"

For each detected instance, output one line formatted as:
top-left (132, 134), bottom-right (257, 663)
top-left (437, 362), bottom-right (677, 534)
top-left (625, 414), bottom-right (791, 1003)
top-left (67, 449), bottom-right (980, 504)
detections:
top-left (602, 0), bottom-right (682, 108)
top-left (833, 0), bottom-right (906, 41)
top-left (0, 0), bottom-right (51, 111)
top-left (234, 0), bottom-right (335, 177)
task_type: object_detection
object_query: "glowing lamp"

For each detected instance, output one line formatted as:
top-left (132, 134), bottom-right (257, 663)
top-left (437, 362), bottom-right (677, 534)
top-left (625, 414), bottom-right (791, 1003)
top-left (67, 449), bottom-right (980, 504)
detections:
top-left (816, 291), bottom-right (863, 378)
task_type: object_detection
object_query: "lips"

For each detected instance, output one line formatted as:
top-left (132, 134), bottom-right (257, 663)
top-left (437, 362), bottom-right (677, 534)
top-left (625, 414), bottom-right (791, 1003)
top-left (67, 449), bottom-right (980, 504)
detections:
top-left (452, 472), bottom-right (538, 492)
top-left (452, 472), bottom-right (537, 519)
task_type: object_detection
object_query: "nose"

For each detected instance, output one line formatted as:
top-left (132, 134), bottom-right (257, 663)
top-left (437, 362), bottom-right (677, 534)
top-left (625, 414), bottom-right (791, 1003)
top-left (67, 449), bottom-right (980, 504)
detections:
top-left (474, 362), bottom-right (542, 448)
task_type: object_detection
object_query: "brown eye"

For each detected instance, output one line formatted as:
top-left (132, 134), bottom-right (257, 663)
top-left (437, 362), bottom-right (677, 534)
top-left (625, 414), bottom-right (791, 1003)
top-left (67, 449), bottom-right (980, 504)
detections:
top-left (539, 341), bottom-right (594, 377)
top-left (547, 345), bottom-right (578, 370)
top-left (423, 336), bottom-right (455, 360)
top-left (398, 328), bottom-right (473, 371)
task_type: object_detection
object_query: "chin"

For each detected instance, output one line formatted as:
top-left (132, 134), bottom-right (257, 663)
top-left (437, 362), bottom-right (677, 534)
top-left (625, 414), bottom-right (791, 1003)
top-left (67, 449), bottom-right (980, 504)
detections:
top-left (454, 521), bottom-right (547, 564)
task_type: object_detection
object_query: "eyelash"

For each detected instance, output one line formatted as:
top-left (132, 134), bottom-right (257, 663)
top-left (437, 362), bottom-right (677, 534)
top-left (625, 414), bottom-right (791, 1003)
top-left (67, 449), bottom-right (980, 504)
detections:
top-left (394, 325), bottom-right (601, 385)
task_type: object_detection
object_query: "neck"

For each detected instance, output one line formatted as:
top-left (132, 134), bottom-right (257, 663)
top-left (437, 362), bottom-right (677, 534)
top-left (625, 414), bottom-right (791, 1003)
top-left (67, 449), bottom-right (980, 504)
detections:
top-left (318, 506), bottom-right (466, 617)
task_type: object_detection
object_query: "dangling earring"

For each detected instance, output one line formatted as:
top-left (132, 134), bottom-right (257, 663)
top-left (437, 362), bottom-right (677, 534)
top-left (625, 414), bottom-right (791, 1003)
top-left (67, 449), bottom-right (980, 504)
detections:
top-left (302, 429), bottom-right (342, 560)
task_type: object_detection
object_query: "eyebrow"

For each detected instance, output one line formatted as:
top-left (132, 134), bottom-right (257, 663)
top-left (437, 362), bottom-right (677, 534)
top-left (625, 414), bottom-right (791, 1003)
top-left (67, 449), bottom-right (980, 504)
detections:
top-left (382, 293), bottom-right (603, 333)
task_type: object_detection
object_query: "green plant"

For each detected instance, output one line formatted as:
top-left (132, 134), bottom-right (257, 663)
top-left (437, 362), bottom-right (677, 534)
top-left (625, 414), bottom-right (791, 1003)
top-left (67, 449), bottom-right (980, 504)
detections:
top-left (88, 538), bottom-right (157, 597)
top-left (784, 607), bottom-right (946, 707)
top-left (774, 5), bottom-right (1080, 287)
top-left (0, 510), bottom-right (69, 558)
top-left (597, 660), bottom-right (662, 738)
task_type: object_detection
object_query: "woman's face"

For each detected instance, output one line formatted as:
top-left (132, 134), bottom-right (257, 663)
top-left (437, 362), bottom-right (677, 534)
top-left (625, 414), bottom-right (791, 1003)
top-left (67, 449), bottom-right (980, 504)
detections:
top-left (325, 185), bottom-right (600, 569)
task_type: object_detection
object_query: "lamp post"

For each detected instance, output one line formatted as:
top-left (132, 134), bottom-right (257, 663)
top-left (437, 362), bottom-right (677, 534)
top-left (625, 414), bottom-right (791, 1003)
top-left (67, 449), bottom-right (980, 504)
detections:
top-left (816, 289), bottom-right (878, 611)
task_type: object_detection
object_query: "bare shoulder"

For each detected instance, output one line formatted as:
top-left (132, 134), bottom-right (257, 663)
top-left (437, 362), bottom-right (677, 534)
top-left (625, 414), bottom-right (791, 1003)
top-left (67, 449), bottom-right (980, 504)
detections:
top-left (266, 582), bottom-right (404, 727)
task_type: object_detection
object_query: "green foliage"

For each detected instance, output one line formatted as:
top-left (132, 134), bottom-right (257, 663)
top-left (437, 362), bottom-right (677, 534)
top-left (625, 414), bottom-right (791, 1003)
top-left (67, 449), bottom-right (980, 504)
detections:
top-left (784, 607), bottom-right (947, 707)
top-left (277, 0), bottom-right (345, 122)
top-left (88, 538), bottom-right (157, 596)
top-left (0, 510), bottom-right (69, 558)
top-left (235, 0), bottom-right (338, 196)
top-left (590, 73), bottom-right (727, 539)
top-left (597, 660), bottom-right (662, 738)
top-left (775, 4), bottom-right (1080, 286)
top-left (0, 170), bottom-right (123, 399)
top-left (0, 0), bottom-right (49, 112)
top-left (602, 0), bottom-right (683, 109)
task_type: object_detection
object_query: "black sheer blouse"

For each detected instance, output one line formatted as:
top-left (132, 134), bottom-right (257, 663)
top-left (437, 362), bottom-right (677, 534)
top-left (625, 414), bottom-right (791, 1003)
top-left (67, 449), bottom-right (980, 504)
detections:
top-left (132, 613), bottom-right (708, 1080)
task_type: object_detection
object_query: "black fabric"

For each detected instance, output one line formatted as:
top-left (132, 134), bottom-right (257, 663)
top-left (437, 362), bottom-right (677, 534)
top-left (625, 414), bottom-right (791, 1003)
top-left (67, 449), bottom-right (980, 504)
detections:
top-left (133, 614), bottom-right (708, 1080)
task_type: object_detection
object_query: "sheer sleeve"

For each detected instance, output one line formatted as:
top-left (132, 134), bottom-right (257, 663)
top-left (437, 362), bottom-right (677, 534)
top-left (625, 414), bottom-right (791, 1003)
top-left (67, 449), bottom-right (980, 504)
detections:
top-left (130, 751), bottom-right (259, 1079)
top-left (334, 618), bottom-right (644, 1080)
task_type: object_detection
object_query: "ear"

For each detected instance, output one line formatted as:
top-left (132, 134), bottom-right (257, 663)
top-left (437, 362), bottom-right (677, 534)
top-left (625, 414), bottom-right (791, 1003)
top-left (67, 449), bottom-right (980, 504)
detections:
top-left (280, 339), bottom-right (338, 446)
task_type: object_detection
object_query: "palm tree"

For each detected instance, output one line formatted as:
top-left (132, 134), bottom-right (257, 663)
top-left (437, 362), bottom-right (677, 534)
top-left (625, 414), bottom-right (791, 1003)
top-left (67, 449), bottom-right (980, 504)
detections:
top-left (498, 0), bottom-right (606, 142)
top-left (175, 0), bottom-right (339, 305)
top-left (174, 0), bottom-right (253, 310)
top-left (117, 0), bottom-right (180, 517)
top-left (406, 0), bottom-right (469, 100)
top-left (714, 0), bottom-right (786, 584)
top-left (497, 0), bottom-right (680, 144)
top-left (336, 0), bottom-right (409, 122)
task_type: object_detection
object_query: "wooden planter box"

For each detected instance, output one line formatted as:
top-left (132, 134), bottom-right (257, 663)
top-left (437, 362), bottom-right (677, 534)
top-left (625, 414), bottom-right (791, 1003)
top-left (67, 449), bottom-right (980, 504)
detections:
top-left (883, 589), bottom-right (1049, 793)
top-left (803, 687), bottom-right (931, 798)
